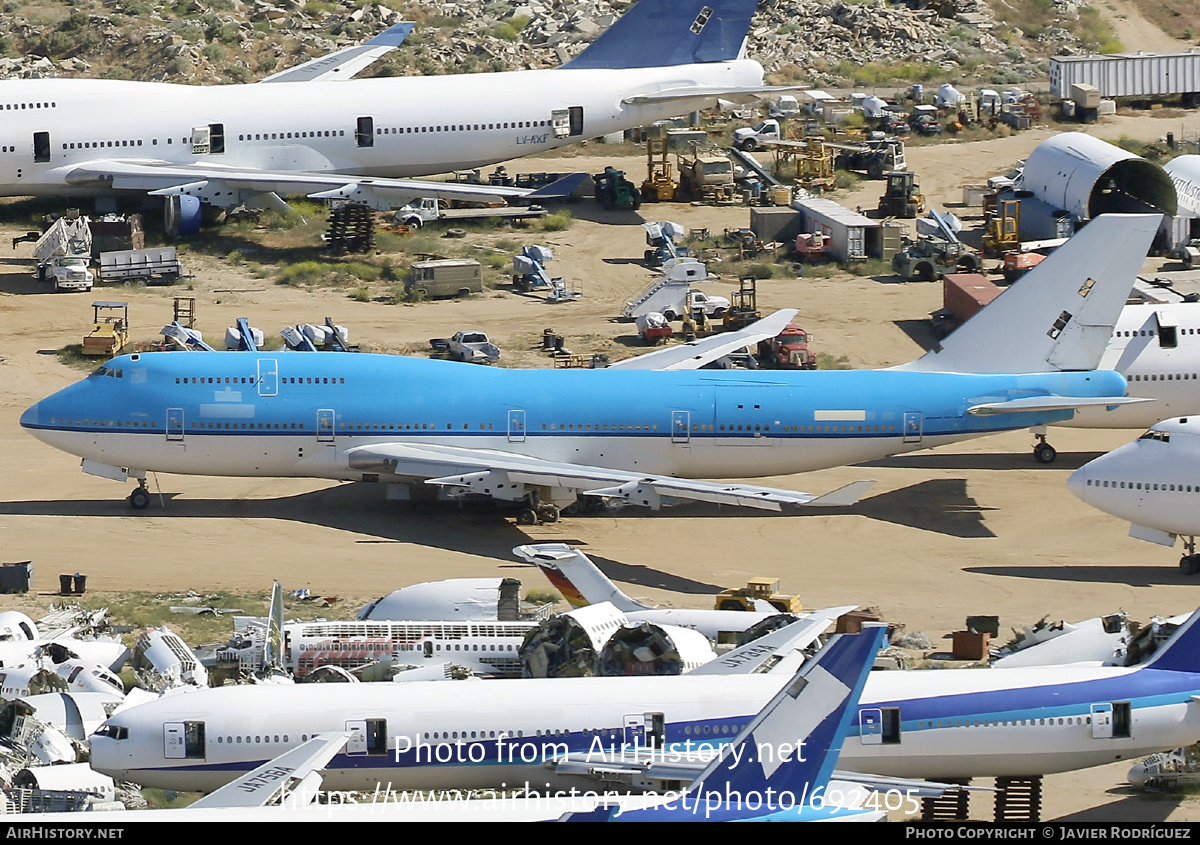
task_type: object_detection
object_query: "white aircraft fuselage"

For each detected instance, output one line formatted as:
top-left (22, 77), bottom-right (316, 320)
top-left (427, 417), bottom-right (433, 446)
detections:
top-left (0, 61), bottom-right (761, 199)
top-left (1067, 301), bottom-right (1200, 428)
top-left (89, 616), bottom-right (1200, 792)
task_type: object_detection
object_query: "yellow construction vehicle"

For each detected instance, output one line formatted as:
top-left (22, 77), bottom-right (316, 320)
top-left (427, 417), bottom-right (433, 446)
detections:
top-left (982, 198), bottom-right (1021, 258)
top-left (715, 578), bottom-right (803, 613)
top-left (640, 138), bottom-right (678, 202)
top-left (82, 301), bottom-right (129, 357)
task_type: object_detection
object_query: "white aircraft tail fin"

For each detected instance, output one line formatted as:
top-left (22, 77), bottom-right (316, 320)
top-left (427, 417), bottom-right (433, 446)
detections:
top-left (513, 544), bottom-right (649, 612)
top-left (900, 214), bottom-right (1159, 374)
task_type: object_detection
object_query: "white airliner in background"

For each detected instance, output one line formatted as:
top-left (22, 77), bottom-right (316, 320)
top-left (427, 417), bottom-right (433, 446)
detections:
top-left (27, 628), bottom-right (892, 822)
top-left (88, 605), bottom-right (1200, 799)
top-left (20, 215), bottom-right (1157, 521)
top-left (0, 0), bottom-right (773, 231)
top-left (1069, 416), bottom-right (1200, 573)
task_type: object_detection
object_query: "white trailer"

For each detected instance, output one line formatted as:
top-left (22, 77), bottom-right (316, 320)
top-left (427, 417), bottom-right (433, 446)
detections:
top-left (98, 247), bottom-right (182, 284)
top-left (793, 197), bottom-right (879, 262)
top-left (1050, 51), bottom-right (1200, 105)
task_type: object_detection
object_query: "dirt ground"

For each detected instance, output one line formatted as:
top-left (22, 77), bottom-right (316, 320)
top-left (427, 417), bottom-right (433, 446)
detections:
top-left (5, 111), bottom-right (1200, 821)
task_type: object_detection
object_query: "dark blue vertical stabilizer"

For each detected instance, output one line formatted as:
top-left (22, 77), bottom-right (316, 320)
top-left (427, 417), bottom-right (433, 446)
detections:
top-left (561, 0), bottom-right (760, 70)
top-left (1143, 608), bottom-right (1200, 674)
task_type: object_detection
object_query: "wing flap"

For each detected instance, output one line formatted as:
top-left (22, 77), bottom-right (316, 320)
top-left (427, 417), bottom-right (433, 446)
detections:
top-left (347, 442), bottom-right (873, 512)
top-left (63, 160), bottom-right (564, 208)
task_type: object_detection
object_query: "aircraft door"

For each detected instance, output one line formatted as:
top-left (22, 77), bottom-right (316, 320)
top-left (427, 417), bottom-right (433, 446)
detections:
top-left (903, 412), bottom-right (923, 443)
top-left (623, 714), bottom-right (646, 747)
top-left (671, 410), bottom-right (690, 444)
top-left (166, 408), bottom-right (185, 442)
top-left (346, 720), bottom-right (367, 755)
top-left (164, 722), bottom-right (186, 758)
top-left (257, 359), bottom-right (278, 397)
top-left (317, 409), bottom-right (335, 444)
top-left (1091, 703), bottom-right (1113, 739)
top-left (508, 410), bottom-right (526, 443)
top-left (33, 132), bottom-right (50, 163)
top-left (858, 708), bottom-right (884, 745)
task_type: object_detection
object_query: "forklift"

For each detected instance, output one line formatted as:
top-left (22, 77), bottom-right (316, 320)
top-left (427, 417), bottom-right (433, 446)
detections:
top-left (722, 276), bottom-right (761, 331)
top-left (877, 170), bottom-right (925, 219)
top-left (640, 138), bottom-right (678, 202)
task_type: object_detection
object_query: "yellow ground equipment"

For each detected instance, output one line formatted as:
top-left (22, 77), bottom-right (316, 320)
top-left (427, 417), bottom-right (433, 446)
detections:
top-left (983, 199), bottom-right (1021, 258)
top-left (715, 578), bottom-right (803, 613)
top-left (83, 301), bottom-right (129, 357)
top-left (641, 138), bottom-right (678, 202)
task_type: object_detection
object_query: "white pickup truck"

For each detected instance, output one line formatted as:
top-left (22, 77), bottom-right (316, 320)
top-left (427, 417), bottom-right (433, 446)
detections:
top-left (430, 330), bottom-right (502, 364)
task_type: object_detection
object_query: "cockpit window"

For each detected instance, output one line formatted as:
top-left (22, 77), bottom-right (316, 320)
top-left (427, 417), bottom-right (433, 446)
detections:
top-left (1139, 430), bottom-right (1170, 442)
top-left (90, 366), bottom-right (123, 379)
top-left (94, 724), bottom-right (129, 740)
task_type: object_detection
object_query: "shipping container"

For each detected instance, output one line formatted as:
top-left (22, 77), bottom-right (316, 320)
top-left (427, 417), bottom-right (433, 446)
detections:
top-left (1050, 52), bottom-right (1200, 104)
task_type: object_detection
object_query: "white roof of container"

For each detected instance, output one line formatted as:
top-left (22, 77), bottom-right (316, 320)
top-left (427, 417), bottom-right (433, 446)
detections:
top-left (801, 90), bottom-right (836, 102)
top-left (793, 197), bottom-right (878, 227)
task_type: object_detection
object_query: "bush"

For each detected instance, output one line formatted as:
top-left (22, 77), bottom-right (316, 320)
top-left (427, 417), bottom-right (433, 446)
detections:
top-left (541, 210), bottom-right (573, 231)
top-left (744, 263), bottom-right (775, 279)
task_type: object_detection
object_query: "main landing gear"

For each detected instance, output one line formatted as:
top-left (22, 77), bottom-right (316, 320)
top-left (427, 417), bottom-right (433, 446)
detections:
top-left (128, 480), bottom-right (151, 510)
top-left (1031, 428), bottom-right (1057, 464)
top-left (1181, 537), bottom-right (1200, 575)
top-left (515, 492), bottom-right (561, 526)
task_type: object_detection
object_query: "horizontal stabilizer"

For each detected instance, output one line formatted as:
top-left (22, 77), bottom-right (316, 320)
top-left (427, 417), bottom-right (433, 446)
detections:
top-left (967, 395), bottom-right (1154, 416)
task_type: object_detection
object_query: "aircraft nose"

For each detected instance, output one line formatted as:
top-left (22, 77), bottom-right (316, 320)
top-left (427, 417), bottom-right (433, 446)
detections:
top-left (19, 401), bottom-right (40, 431)
top-left (1066, 467), bottom-right (1088, 503)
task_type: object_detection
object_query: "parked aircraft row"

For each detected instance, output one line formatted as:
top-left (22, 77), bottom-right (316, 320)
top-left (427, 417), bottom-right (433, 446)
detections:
top-left (85, 601), bottom-right (1200, 801)
top-left (25, 627), bottom-right (894, 822)
top-left (19, 214), bottom-right (1159, 521)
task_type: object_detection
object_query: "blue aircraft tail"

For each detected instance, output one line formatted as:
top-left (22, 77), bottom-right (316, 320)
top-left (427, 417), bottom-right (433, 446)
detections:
top-left (560, 624), bottom-right (885, 821)
top-left (1141, 607), bottom-right (1200, 673)
top-left (692, 624), bottom-right (885, 803)
top-left (561, 0), bottom-right (759, 70)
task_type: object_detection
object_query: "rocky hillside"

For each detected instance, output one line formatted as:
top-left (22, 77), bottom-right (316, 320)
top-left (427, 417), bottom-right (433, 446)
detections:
top-left (0, 0), bottom-right (1121, 90)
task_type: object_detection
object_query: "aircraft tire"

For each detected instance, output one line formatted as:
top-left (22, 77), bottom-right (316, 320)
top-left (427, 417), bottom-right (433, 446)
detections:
top-left (1033, 442), bottom-right (1057, 464)
top-left (129, 488), bottom-right (151, 510)
top-left (517, 508), bottom-right (539, 526)
top-left (1181, 556), bottom-right (1200, 575)
top-left (539, 504), bottom-right (560, 524)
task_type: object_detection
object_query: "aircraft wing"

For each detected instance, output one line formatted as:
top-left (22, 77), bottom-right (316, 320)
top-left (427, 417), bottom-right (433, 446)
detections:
top-left (623, 84), bottom-right (805, 106)
top-left (62, 160), bottom-right (586, 210)
top-left (259, 22), bottom-right (415, 83)
top-left (345, 441), bottom-right (875, 512)
top-left (607, 309), bottom-right (799, 371)
top-left (688, 605), bottom-right (858, 676)
top-left (967, 395), bottom-right (1155, 416)
top-left (189, 733), bottom-right (349, 809)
